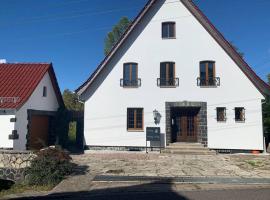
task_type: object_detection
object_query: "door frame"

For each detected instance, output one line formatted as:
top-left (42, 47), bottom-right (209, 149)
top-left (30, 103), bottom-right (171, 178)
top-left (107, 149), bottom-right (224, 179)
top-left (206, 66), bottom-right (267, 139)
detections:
top-left (26, 109), bottom-right (56, 150)
top-left (165, 101), bottom-right (208, 146)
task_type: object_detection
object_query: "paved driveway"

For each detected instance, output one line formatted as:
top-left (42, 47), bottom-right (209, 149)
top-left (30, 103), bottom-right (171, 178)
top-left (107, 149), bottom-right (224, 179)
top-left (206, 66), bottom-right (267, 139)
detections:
top-left (72, 151), bottom-right (270, 178)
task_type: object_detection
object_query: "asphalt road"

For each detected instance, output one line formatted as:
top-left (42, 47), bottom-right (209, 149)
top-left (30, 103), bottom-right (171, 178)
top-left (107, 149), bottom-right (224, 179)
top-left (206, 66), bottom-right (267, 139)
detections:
top-left (12, 188), bottom-right (270, 200)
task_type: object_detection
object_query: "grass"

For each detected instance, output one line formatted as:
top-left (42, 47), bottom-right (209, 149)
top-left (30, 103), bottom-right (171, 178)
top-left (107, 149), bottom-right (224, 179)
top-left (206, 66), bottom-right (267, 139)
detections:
top-left (245, 160), bottom-right (264, 167)
top-left (0, 183), bottom-right (54, 198)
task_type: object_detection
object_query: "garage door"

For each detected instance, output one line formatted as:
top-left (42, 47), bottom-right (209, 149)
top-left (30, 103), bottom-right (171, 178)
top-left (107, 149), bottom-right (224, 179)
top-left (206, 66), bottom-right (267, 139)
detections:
top-left (29, 115), bottom-right (49, 150)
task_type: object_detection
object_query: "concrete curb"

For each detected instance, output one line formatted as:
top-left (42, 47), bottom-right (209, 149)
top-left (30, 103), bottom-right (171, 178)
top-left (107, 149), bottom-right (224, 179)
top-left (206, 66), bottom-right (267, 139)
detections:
top-left (93, 175), bottom-right (270, 185)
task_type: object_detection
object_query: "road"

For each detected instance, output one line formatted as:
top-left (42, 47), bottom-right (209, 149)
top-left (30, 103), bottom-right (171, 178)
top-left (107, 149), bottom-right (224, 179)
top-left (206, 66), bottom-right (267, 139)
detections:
top-left (12, 186), bottom-right (270, 200)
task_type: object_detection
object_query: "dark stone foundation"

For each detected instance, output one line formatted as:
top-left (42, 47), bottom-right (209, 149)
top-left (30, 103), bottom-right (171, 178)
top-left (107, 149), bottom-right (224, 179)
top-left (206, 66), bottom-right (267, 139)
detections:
top-left (165, 101), bottom-right (208, 146)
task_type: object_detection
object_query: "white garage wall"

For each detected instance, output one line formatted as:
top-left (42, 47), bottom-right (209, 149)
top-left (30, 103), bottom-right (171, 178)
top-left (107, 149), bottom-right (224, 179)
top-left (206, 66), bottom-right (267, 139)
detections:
top-left (81, 0), bottom-right (265, 150)
top-left (14, 72), bottom-right (59, 150)
top-left (0, 114), bottom-right (15, 148)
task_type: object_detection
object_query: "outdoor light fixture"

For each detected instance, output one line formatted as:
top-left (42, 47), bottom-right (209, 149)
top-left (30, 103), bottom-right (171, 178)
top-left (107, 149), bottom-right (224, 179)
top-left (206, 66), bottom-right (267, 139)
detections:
top-left (153, 109), bottom-right (161, 125)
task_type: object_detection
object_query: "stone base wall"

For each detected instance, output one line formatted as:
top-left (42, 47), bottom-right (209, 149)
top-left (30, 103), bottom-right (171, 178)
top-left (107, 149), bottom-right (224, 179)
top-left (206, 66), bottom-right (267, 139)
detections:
top-left (0, 150), bottom-right (35, 182)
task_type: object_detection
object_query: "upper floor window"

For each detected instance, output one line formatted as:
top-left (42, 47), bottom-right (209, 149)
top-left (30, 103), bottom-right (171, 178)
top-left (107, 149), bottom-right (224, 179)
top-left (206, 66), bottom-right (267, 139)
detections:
top-left (42, 86), bottom-right (47, 97)
top-left (197, 61), bottom-right (220, 87)
top-left (162, 22), bottom-right (176, 39)
top-left (121, 63), bottom-right (141, 87)
top-left (235, 107), bottom-right (245, 122)
top-left (158, 62), bottom-right (179, 87)
top-left (216, 107), bottom-right (226, 122)
top-left (127, 108), bottom-right (143, 131)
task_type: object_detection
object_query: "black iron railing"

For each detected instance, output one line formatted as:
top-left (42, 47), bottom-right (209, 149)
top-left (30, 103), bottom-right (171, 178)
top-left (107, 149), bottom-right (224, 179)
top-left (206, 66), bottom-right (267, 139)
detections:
top-left (120, 79), bottom-right (141, 87)
top-left (157, 78), bottom-right (179, 87)
top-left (197, 77), bottom-right (220, 87)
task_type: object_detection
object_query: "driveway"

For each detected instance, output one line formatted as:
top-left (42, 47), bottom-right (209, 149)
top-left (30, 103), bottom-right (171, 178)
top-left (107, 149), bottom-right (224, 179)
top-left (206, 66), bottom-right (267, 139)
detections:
top-left (72, 151), bottom-right (270, 178)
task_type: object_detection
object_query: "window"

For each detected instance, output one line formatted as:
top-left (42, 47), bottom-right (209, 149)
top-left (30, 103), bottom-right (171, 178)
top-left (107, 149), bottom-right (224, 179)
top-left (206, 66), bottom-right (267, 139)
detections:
top-left (198, 61), bottom-right (219, 86)
top-left (127, 108), bottom-right (143, 131)
top-left (216, 107), bottom-right (226, 122)
top-left (158, 62), bottom-right (178, 87)
top-left (121, 63), bottom-right (140, 87)
top-left (235, 107), bottom-right (245, 122)
top-left (42, 86), bottom-right (47, 97)
top-left (162, 22), bottom-right (175, 38)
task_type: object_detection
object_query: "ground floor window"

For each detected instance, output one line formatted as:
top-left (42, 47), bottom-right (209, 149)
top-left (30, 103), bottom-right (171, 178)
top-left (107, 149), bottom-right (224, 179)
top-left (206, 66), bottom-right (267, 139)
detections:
top-left (216, 107), bottom-right (226, 122)
top-left (127, 108), bottom-right (143, 131)
top-left (235, 107), bottom-right (245, 122)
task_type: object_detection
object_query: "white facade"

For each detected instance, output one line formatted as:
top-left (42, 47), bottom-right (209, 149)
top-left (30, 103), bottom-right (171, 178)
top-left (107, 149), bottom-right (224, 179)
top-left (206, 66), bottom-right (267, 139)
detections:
top-left (0, 114), bottom-right (15, 148)
top-left (0, 72), bottom-right (59, 150)
top-left (80, 0), bottom-right (265, 150)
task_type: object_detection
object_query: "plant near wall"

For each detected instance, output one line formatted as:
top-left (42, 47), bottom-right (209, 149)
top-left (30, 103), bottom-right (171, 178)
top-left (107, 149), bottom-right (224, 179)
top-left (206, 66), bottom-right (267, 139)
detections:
top-left (25, 147), bottom-right (73, 186)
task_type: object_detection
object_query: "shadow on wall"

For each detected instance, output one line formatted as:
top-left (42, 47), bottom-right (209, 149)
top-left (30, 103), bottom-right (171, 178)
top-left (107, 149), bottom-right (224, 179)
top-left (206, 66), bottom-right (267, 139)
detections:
top-left (11, 180), bottom-right (190, 200)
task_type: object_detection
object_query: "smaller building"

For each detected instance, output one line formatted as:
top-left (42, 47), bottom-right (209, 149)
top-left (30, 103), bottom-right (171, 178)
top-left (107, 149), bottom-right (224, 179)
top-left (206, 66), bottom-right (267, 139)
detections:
top-left (0, 63), bottom-right (63, 150)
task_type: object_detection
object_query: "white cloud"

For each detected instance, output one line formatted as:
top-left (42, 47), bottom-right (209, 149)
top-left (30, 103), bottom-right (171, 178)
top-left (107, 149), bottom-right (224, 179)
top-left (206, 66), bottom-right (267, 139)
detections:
top-left (0, 59), bottom-right (6, 63)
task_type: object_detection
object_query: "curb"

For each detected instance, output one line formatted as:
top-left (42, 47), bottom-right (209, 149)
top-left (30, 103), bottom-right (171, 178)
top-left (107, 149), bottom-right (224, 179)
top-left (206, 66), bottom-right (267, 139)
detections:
top-left (93, 175), bottom-right (270, 185)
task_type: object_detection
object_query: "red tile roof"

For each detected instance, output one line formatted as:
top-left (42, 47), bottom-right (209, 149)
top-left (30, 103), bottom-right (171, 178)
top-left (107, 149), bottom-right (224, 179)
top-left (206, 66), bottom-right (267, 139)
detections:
top-left (0, 63), bottom-right (63, 109)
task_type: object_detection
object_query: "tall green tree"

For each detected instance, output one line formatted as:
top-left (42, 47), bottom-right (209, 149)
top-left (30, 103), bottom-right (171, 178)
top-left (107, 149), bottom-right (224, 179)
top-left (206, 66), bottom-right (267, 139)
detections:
top-left (104, 17), bottom-right (131, 55)
top-left (230, 41), bottom-right (244, 58)
top-left (62, 89), bottom-right (84, 111)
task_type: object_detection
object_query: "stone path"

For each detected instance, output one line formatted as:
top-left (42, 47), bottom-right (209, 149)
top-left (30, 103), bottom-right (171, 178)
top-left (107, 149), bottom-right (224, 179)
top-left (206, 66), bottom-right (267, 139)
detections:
top-left (71, 151), bottom-right (270, 179)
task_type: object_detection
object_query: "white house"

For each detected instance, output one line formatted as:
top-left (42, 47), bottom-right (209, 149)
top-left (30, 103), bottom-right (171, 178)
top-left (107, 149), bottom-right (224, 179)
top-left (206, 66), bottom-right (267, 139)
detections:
top-left (76, 0), bottom-right (270, 152)
top-left (0, 63), bottom-right (63, 150)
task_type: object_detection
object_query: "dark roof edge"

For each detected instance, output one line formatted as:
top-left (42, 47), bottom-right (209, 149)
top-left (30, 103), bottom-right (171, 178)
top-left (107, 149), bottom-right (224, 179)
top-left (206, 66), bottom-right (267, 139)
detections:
top-left (75, 0), bottom-right (156, 95)
top-left (48, 63), bottom-right (64, 107)
top-left (180, 0), bottom-right (270, 96)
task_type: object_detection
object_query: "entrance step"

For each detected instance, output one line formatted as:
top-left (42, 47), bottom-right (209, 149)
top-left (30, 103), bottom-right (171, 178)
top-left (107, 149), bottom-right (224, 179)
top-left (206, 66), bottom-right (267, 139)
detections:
top-left (162, 143), bottom-right (216, 155)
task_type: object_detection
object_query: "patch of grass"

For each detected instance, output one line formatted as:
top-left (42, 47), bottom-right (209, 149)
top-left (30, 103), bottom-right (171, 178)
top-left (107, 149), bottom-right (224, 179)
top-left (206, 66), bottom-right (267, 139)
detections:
top-left (0, 183), bottom-right (53, 198)
top-left (246, 160), bottom-right (264, 167)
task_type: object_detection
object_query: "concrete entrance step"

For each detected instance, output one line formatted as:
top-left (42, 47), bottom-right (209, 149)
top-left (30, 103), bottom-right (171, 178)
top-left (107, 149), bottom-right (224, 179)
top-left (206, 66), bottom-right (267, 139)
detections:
top-left (162, 149), bottom-right (216, 155)
top-left (163, 143), bottom-right (216, 155)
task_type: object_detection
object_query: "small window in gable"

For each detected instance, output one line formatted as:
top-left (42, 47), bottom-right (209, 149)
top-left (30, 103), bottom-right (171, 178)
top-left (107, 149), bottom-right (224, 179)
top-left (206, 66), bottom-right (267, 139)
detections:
top-left (216, 107), bottom-right (226, 122)
top-left (198, 61), bottom-right (220, 87)
top-left (235, 107), bottom-right (245, 122)
top-left (162, 22), bottom-right (176, 39)
top-left (43, 86), bottom-right (47, 97)
top-left (121, 63), bottom-right (141, 87)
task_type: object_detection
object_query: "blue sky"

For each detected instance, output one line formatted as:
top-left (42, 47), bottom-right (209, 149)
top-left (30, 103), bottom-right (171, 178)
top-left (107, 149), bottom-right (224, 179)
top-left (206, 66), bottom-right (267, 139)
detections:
top-left (0, 0), bottom-right (269, 91)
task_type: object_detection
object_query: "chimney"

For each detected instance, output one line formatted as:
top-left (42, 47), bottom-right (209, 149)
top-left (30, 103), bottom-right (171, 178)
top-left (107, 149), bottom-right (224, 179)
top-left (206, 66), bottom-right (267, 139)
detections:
top-left (0, 59), bottom-right (7, 64)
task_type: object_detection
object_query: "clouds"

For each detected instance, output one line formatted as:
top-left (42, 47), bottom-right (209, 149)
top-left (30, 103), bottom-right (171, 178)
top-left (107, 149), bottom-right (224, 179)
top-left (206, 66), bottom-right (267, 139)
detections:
top-left (0, 59), bottom-right (6, 63)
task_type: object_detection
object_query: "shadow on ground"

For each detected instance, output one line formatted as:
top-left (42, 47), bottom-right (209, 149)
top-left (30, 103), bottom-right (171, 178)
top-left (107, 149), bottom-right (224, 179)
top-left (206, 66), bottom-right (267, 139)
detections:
top-left (11, 180), bottom-right (189, 200)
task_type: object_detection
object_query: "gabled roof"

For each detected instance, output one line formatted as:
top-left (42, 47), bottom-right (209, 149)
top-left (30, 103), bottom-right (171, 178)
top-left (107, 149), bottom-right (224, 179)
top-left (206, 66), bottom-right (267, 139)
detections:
top-left (76, 0), bottom-right (270, 96)
top-left (0, 63), bottom-right (63, 109)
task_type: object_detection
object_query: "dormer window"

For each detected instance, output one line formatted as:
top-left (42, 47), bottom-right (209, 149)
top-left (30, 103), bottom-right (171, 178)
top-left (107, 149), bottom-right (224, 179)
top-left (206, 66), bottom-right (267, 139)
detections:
top-left (162, 22), bottom-right (176, 39)
top-left (197, 61), bottom-right (220, 87)
top-left (120, 63), bottom-right (141, 87)
top-left (42, 86), bottom-right (47, 97)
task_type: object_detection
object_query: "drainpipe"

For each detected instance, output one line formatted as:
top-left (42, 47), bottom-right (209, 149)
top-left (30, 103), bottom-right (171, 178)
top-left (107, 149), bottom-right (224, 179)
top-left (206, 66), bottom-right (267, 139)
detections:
top-left (262, 99), bottom-right (268, 154)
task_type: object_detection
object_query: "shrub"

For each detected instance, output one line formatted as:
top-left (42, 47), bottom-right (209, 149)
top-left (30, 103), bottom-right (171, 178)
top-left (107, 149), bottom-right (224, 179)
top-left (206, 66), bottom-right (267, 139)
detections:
top-left (26, 147), bottom-right (73, 186)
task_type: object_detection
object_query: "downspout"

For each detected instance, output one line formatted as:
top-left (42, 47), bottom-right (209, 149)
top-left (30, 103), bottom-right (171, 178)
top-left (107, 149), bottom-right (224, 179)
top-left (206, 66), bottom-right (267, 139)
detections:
top-left (262, 99), bottom-right (268, 154)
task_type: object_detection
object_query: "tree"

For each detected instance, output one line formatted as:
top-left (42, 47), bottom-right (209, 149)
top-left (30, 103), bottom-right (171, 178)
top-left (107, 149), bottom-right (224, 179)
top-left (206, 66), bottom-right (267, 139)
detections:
top-left (62, 89), bottom-right (83, 111)
top-left (104, 17), bottom-right (131, 55)
top-left (230, 41), bottom-right (244, 58)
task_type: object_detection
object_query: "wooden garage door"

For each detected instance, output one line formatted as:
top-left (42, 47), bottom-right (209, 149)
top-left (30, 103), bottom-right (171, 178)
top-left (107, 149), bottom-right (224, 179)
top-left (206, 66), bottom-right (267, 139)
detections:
top-left (29, 115), bottom-right (49, 150)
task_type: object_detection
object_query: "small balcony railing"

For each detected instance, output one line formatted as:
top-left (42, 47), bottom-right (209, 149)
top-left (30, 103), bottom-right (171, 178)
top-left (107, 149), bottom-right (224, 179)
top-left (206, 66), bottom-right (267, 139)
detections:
top-left (120, 78), bottom-right (141, 87)
top-left (197, 77), bottom-right (220, 87)
top-left (157, 78), bottom-right (179, 87)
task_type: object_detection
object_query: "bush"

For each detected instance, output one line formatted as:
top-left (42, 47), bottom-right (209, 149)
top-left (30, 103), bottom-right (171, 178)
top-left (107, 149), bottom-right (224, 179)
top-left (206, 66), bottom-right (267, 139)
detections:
top-left (26, 147), bottom-right (73, 186)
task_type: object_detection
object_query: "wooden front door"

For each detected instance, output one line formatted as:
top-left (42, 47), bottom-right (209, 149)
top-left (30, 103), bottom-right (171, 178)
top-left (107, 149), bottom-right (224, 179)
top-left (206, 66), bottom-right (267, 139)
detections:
top-left (29, 115), bottom-right (49, 150)
top-left (172, 109), bottom-right (198, 143)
